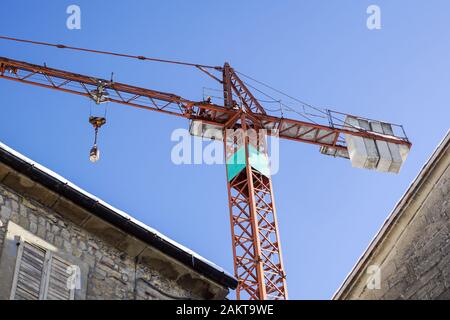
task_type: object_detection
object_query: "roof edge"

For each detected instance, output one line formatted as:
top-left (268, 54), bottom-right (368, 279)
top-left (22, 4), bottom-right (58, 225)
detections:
top-left (333, 129), bottom-right (450, 299)
top-left (0, 142), bottom-right (237, 290)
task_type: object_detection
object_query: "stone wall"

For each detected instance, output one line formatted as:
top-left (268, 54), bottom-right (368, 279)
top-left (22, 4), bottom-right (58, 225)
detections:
top-left (374, 165), bottom-right (449, 299)
top-left (336, 142), bottom-right (450, 300)
top-left (0, 182), bottom-right (221, 300)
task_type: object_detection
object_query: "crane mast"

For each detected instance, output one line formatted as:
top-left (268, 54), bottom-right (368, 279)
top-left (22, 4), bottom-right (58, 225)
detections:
top-left (222, 65), bottom-right (286, 299)
top-left (0, 55), bottom-right (411, 300)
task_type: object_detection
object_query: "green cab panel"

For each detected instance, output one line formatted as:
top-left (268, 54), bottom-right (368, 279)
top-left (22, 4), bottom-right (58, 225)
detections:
top-left (226, 145), bottom-right (271, 181)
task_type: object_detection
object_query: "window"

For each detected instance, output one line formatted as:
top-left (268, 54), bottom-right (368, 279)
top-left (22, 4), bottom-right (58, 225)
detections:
top-left (10, 241), bottom-right (75, 300)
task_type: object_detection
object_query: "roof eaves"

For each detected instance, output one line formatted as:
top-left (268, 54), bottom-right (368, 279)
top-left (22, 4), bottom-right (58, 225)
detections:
top-left (0, 141), bottom-right (238, 290)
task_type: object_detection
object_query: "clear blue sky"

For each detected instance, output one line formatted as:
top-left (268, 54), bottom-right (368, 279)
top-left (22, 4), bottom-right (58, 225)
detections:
top-left (0, 1), bottom-right (449, 299)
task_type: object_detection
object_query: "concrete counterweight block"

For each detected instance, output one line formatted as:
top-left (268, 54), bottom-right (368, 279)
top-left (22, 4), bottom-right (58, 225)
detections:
top-left (370, 121), bottom-right (393, 173)
top-left (358, 119), bottom-right (380, 169)
top-left (344, 116), bottom-right (368, 169)
top-left (344, 116), bottom-right (410, 174)
top-left (344, 116), bottom-right (379, 170)
top-left (381, 123), bottom-right (406, 174)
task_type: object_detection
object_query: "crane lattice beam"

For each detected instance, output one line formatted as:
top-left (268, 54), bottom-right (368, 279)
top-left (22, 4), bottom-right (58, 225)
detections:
top-left (0, 57), bottom-right (411, 151)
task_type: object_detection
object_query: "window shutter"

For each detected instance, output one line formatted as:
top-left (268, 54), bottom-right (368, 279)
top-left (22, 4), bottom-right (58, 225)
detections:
top-left (10, 242), bottom-right (47, 300)
top-left (10, 241), bottom-right (76, 300)
top-left (45, 255), bottom-right (74, 300)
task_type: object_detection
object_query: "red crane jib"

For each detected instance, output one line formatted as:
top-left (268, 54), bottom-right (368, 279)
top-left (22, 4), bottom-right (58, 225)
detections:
top-left (0, 56), bottom-right (410, 152)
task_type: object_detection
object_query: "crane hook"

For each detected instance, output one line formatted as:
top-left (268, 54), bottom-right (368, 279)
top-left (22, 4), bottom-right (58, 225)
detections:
top-left (88, 116), bottom-right (106, 163)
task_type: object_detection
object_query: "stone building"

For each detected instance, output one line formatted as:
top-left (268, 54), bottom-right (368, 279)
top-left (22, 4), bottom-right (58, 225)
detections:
top-left (0, 141), bottom-right (237, 300)
top-left (334, 130), bottom-right (450, 300)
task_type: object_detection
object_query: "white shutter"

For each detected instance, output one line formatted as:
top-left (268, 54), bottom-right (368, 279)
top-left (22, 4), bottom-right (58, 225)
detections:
top-left (10, 242), bottom-right (48, 300)
top-left (44, 255), bottom-right (74, 300)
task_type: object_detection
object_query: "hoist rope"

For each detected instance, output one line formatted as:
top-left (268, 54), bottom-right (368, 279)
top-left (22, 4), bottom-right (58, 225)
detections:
top-left (0, 35), bottom-right (222, 70)
top-left (236, 70), bottom-right (367, 131)
top-left (0, 35), bottom-right (374, 134)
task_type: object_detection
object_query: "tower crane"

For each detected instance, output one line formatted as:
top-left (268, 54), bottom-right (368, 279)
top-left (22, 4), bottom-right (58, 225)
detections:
top-left (0, 37), bottom-right (411, 300)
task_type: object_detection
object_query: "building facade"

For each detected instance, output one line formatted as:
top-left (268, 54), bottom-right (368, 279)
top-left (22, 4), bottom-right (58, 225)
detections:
top-left (0, 142), bottom-right (237, 300)
top-left (334, 130), bottom-right (450, 300)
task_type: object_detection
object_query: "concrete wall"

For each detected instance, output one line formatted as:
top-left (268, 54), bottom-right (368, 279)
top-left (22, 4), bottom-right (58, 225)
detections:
top-left (335, 134), bottom-right (450, 300)
top-left (0, 182), bottom-right (227, 300)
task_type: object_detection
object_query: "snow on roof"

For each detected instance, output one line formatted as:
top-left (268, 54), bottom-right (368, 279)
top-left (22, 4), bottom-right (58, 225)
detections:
top-left (0, 140), bottom-right (234, 281)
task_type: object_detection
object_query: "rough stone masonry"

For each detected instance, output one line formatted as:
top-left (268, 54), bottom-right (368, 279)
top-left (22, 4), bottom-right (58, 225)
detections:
top-left (334, 130), bottom-right (450, 300)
